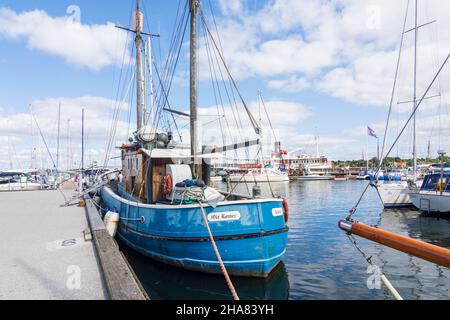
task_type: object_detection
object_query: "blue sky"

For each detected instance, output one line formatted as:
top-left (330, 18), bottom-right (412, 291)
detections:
top-left (1, 0), bottom-right (450, 170)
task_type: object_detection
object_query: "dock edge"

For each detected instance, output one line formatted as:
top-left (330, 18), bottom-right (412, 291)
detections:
top-left (84, 196), bottom-right (149, 300)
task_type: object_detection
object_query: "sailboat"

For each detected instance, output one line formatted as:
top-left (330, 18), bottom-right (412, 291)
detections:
top-left (375, 0), bottom-right (431, 207)
top-left (99, 0), bottom-right (288, 277)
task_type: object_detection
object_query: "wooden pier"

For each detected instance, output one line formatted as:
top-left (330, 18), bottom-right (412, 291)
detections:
top-left (0, 189), bottom-right (147, 300)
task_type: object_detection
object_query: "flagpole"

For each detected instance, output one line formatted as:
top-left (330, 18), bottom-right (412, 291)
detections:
top-left (366, 135), bottom-right (369, 171)
top-left (377, 138), bottom-right (380, 164)
top-left (366, 130), bottom-right (369, 170)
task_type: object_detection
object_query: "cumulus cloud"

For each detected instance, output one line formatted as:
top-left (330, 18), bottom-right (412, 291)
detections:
top-left (164, 99), bottom-right (314, 156)
top-left (204, 0), bottom-right (450, 109)
top-left (0, 7), bottom-right (131, 70)
top-left (343, 107), bottom-right (450, 160)
top-left (0, 96), bottom-right (131, 170)
top-left (268, 76), bottom-right (311, 92)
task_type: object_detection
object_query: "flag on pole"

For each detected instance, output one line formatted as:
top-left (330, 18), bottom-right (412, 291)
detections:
top-left (367, 126), bottom-right (378, 139)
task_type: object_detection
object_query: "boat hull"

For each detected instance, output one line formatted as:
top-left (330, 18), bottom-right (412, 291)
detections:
top-left (410, 191), bottom-right (450, 213)
top-left (296, 176), bottom-right (333, 181)
top-left (229, 174), bottom-right (289, 183)
top-left (0, 182), bottom-right (43, 192)
top-left (100, 186), bottom-right (288, 277)
top-left (376, 182), bottom-right (413, 207)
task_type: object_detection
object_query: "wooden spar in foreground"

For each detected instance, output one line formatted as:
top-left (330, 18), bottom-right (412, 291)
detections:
top-left (338, 220), bottom-right (450, 268)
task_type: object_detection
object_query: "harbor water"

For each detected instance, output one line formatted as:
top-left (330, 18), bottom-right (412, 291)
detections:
top-left (119, 180), bottom-right (450, 300)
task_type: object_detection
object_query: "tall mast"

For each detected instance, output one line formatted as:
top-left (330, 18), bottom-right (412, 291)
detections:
top-left (80, 108), bottom-right (84, 194)
top-left (67, 119), bottom-right (71, 170)
top-left (135, 0), bottom-right (144, 131)
top-left (30, 105), bottom-right (35, 169)
top-left (412, 0), bottom-right (418, 181)
top-left (115, 1), bottom-right (159, 132)
top-left (148, 39), bottom-right (154, 127)
top-left (56, 102), bottom-right (61, 171)
top-left (143, 39), bottom-right (147, 127)
top-left (190, 0), bottom-right (201, 179)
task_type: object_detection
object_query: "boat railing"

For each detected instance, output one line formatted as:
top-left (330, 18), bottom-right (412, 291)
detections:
top-left (219, 191), bottom-right (255, 200)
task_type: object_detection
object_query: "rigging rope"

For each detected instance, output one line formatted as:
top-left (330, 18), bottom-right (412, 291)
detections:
top-left (344, 4), bottom-right (450, 298)
top-left (201, 17), bottom-right (245, 139)
top-left (347, 51), bottom-right (450, 220)
top-left (206, 0), bottom-right (245, 143)
top-left (379, 0), bottom-right (410, 169)
top-left (152, 4), bottom-right (189, 138)
top-left (198, 7), bottom-right (261, 136)
top-left (346, 1), bottom-right (410, 219)
top-left (260, 93), bottom-right (278, 142)
top-left (30, 110), bottom-right (68, 202)
top-left (103, 6), bottom-right (134, 169)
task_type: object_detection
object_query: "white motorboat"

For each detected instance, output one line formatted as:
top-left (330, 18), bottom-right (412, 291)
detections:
top-left (210, 176), bottom-right (223, 182)
top-left (0, 181), bottom-right (43, 192)
top-left (0, 173), bottom-right (44, 192)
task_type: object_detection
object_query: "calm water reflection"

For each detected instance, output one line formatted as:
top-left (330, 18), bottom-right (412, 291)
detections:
top-left (119, 180), bottom-right (450, 300)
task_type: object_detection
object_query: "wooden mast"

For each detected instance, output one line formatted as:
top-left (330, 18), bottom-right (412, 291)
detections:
top-left (135, 0), bottom-right (144, 131)
top-left (190, 0), bottom-right (201, 179)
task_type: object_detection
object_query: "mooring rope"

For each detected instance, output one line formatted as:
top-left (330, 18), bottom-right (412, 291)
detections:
top-left (197, 201), bottom-right (240, 300)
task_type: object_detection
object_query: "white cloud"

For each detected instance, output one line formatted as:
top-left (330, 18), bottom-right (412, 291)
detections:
top-left (0, 96), bottom-right (130, 170)
top-left (205, 0), bottom-right (450, 110)
top-left (343, 108), bottom-right (450, 160)
top-left (170, 99), bottom-right (313, 156)
top-left (218, 0), bottom-right (245, 15)
top-left (0, 7), bottom-right (131, 70)
top-left (268, 76), bottom-right (311, 92)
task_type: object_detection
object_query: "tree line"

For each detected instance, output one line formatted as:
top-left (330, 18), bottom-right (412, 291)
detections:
top-left (333, 156), bottom-right (450, 169)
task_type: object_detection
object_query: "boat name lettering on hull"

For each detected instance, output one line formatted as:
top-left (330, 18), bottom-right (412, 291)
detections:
top-left (272, 208), bottom-right (283, 216)
top-left (207, 211), bottom-right (241, 222)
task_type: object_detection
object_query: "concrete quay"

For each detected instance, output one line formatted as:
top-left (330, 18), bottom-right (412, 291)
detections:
top-left (0, 189), bottom-right (146, 300)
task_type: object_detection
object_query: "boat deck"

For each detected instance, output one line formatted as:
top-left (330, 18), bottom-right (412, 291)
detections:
top-left (0, 190), bottom-right (107, 299)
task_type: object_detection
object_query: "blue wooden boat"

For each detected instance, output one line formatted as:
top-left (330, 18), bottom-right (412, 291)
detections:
top-left (99, 0), bottom-right (289, 278)
top-left (100, 184), bottom-right (288, 277)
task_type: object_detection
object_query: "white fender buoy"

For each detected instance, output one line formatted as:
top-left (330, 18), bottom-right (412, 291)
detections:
top-left (103, 211), bottom-right (120, 237)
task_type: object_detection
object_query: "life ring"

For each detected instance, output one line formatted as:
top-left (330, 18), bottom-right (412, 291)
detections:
top-left (163, 175), bottom-right (173, 195)
top-left (282, 198), bottom-right (289, 223)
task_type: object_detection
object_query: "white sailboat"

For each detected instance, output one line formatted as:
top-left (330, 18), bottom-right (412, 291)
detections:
top-left (375, 0), bottom-right (431, 207)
